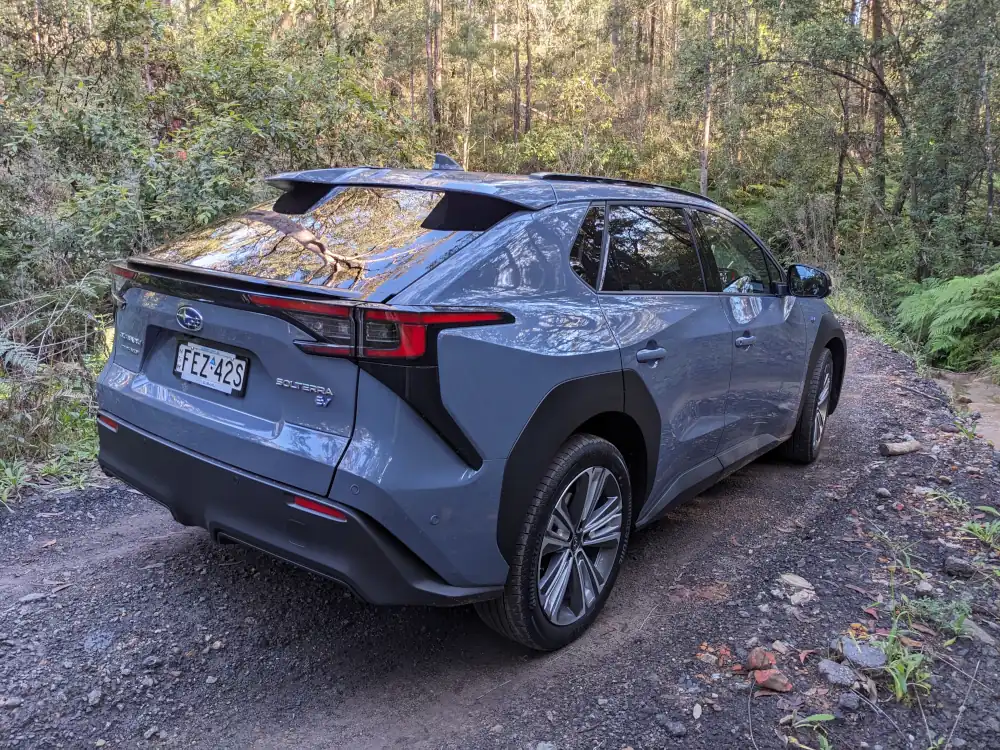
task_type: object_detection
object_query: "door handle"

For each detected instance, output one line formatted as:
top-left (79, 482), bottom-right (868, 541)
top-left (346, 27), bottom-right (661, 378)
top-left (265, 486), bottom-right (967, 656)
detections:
top-left (735, 335), bottom-right (756, 349)
top-left (636, 347), bottom-right (667, 363)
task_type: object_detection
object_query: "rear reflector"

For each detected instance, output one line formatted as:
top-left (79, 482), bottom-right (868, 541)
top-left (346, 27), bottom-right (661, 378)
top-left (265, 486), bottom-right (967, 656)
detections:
top-left (292, 496), bottom-right (348, 521)
top-left (97, 415), bottom-right (119, 432)
top-left (109, 264), bottom-right (136, 280)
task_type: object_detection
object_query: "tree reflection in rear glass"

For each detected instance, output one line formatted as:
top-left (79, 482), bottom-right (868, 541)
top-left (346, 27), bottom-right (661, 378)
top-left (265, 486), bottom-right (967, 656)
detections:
top-left (145, 187), bottom-right (483, 299)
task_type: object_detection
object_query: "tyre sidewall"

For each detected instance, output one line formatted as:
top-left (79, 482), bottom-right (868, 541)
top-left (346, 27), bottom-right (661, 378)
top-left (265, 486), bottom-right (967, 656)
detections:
top-left (801, 349), bottom-right (834, 461)
top-left (514, 438), bottom-right (632, 650)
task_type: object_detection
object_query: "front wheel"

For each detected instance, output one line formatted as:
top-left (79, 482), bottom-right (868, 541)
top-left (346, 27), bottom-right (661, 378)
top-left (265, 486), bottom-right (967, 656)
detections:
top-left (475, 434), bottom-right (631, 650)
top-left (782, 347), bottom-right (834, 464)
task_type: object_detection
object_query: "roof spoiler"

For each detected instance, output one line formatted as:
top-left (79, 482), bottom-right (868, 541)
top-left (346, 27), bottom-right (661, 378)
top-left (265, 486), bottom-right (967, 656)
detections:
top-left (432, 153), bottom-right (463, 171)
top-left (530, 172), bottom-right (720, 206)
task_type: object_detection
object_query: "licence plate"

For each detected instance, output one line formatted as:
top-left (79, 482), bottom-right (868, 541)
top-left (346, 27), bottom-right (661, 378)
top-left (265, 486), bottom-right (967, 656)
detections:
top-left (174, 342), bottom-right (248, 396)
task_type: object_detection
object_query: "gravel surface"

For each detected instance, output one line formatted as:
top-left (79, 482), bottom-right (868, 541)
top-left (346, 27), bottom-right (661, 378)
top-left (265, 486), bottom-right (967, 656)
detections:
top-left (2, 325), bottom-right (999, 749)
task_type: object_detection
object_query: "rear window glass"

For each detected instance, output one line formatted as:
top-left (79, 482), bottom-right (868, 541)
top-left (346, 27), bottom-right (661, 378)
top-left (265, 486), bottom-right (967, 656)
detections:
top-left (143, 187), bottom-right (498, 299)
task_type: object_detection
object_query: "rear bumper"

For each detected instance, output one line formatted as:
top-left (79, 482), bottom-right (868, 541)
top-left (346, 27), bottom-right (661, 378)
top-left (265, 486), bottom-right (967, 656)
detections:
top-left (97, 415), bottom-right (502, 607)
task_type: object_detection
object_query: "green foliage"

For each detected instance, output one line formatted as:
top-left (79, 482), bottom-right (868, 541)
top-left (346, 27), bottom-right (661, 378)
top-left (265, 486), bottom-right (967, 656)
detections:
top-left (872, 624), bottom-right (932, 703)
top-left (896, 267), bottom-right (1000, 372)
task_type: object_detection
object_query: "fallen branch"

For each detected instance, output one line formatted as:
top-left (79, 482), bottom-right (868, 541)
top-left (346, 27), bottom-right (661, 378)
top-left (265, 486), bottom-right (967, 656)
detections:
top-left (879, 439), bottom-right (923, 456)
top-left (896, 382), bottom-right (950, 405)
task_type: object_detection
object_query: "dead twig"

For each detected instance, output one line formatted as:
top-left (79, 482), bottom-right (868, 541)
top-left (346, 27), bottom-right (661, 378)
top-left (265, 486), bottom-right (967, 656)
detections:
top-left (933, 653), bottom-right (992, 691)
top-left (896, 382), bottom-right (949, 405)
top-left (915, 689), bottom-right (934, 745)
top-left (945, 660), bottom-right (980, 749)
top-left (635, 604), bottom-right (659, 636)
top-left (853, 691), bottom-right (906, 738)
top-left (748, 683), bottom-right (760, 750)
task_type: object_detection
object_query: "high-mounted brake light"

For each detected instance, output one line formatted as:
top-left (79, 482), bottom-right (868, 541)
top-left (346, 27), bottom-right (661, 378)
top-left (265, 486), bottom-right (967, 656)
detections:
top-left (291, 496), bottom-right (348, 521)
top-left (246, 294), bottom-right (351, 316)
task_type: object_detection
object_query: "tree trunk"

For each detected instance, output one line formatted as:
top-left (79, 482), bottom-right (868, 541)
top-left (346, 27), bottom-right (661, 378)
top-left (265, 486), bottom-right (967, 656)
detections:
top-left (699, 9), bottom-right (714, 197)
top-left (833, 84), bottom-right (849, 253)
top-left (870, 0), bottom-right (886, 207)
top-left (524, 4), bottom-right (533, 133)
top-left (984, 59), bottom-right (995, 222)
top-left (513, 0), bottom-right (521, 140)
top-left (425, 0), bottom-right (436, 142)
top-left (463, 0), bottom-right (474, 167)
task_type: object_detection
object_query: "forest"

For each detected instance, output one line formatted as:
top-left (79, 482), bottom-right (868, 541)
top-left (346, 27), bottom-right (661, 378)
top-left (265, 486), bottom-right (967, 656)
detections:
top-left (1, 0), bottom-right (999, 469)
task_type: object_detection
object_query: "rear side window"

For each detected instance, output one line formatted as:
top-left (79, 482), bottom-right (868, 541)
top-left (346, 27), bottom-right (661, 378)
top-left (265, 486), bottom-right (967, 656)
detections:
top-left (696, 212), bottom-right (771, 294)
top-left (144, 187), bottom-right (514, 299)
top-left (568, 205), bottom-right (605, 289)
top-left (603, 205), bottom-right (704, 292)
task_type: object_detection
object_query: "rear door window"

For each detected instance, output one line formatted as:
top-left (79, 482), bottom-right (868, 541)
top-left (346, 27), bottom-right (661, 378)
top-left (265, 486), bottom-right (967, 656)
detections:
top-left (568, 205), bottom-right (605, 289)
top-left (603, 205), bottom-right (705, 292)
top-left (143, 187), bottom-right (514, 300)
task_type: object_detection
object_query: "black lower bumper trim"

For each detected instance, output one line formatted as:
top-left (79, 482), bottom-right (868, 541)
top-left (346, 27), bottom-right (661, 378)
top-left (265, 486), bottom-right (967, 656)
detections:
top-left (98, 415), bottom-right (502, 607)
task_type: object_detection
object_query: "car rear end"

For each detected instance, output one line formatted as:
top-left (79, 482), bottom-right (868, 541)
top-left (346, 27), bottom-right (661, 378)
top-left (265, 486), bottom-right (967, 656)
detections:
top-left (97, 178), bottom-right (529, 605)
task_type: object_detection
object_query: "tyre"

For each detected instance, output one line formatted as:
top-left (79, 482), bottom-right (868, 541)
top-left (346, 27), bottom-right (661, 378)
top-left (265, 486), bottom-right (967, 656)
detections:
top-left (475, 434), bottom-right (632, 650)
top-left (782, 347), bottom-right (834, 464)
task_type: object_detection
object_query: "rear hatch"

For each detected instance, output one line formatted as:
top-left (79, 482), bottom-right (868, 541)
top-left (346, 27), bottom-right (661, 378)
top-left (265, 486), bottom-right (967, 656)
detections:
top-left (103, 185), bottom-right (508, 494)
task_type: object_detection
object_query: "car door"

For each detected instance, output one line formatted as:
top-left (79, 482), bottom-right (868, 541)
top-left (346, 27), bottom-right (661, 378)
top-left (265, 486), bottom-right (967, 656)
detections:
top-left (593, 203), bottom-right (734, 521)
top-left (693, 210), bottom-right (807, 463)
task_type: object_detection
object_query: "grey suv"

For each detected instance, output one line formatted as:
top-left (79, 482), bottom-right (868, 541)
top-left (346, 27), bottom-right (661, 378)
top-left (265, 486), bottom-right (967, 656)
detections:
top-left (98, 158), bottom-right (845, 650)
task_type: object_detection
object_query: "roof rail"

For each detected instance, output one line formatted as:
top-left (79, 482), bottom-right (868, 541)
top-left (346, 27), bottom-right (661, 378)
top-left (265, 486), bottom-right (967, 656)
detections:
top-left (529, 172), bottom-right (719, 206)
top-left (433, 153), bottom-right (464, 171)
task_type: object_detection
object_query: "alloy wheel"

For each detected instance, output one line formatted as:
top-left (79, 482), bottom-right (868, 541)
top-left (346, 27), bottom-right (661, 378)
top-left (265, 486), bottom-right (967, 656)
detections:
top-left (812, 361), bottom-right (833, 452)
top-left (536, 466), bottom-right (623, 626)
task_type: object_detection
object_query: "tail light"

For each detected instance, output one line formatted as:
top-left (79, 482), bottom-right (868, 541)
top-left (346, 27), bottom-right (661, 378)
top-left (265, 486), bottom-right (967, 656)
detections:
top-left (247, 293), bottom-right (511, 362)
top-left (109, 263), bottom-right (136, 307)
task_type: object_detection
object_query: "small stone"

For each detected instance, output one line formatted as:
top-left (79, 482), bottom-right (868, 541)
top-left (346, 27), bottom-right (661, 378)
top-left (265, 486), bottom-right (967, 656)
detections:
top-left (916, 581), bottom-right (934, 597)
top-left (535, 743), bottom-right (556, 750)
top-left (875, 488), bottom-right (891, 498)
top-left (748, 647), bottom-right (776, 671)
top-left (206, 676), bottom-right (218, 684)
top-left (665, 721), bottom-right (687, 737)
top-left (753, 669), bottom-right (793, 692)
top-left (818, 659), bottom-right (856, 687)
top-left (597, 697), bottom-right (608, 706)
top-left (95, 741), bottom-right (107, 748)
top-left (939, 423), bottom-right (960, 433)
top-left (489, 725), bottom-right (502, 734)
top-left (143, 727), bottom-right (159, 740)
top-left (837, 692), bottom-right (861, 711)
top-left (142, 656), bottom-right (162, 669)
top-left (943, 556), bottom-right (976, 578)
top-left (779, 573), bottom-right (814, 591)
top-left (962, 618), bottom-right (997, 647)
top-left (692, 703), bottom-right (702, 720)
top-left (17, 593), bottom-right (46, 603)
top-left (789, 589), bottom-right (817, 606)
top-left (1, 697), bottom-right (24, 708)
top-left (952, 739), bottom-right (967, 748)
top-left (771, 640), bottom-right (791, 655)
top-left (87, 689), bottom-right (102, 707)
top-left (140, 676), bottom-right (154, 688)
top-left (831, 636), bottom-right (887, 669)
top-left (210, 640), bottom-right (223, 650)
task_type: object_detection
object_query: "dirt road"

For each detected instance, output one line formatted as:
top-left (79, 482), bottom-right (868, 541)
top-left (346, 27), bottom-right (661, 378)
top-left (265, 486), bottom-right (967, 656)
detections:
top-left (3, 328), bottom-right (998, 749)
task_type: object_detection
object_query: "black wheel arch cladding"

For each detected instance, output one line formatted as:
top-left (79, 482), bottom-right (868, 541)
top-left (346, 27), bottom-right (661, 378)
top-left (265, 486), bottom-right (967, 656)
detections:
top-left (497, 370), bottom-right (659, 565)
top-left (809, 312), bottom-right (846, 415)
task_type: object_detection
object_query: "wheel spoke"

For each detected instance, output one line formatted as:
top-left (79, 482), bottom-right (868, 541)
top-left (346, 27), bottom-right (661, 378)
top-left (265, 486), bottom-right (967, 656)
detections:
top-left (539, 549), bottom-right (573, 620)
top-left (574, 467), bottom-right (609, 531)
top-left (540, 494), bottom-right (574, 557)
top-left (580, 496), bottom-right (622, 547)
top-left (570, 549), bottom-right (598, 615)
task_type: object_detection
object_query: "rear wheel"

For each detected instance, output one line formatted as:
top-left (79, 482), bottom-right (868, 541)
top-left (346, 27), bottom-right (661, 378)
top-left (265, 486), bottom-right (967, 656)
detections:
top-left (475, 434), bottom-right (631, 650)
top-left (783, 347), bottom-right (834, 464)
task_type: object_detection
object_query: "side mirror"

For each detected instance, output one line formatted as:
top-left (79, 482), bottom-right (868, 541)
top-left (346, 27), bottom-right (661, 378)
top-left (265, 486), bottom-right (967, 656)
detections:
top-left (787, 264), bottom-right (832, 298)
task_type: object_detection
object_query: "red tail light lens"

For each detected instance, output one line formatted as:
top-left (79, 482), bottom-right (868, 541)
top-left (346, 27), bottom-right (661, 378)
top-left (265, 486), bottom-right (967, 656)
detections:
top-left (248, 294), bottom-right (355, 355)
top-left (361, 309), bottom-right (508, 359)
top-left (247, 293), bottom-right (510, 360)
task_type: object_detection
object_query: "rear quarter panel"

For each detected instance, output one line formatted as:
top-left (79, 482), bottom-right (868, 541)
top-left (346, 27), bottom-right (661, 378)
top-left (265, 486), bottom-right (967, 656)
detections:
top-left (395, 203), bottom-right (623, 460)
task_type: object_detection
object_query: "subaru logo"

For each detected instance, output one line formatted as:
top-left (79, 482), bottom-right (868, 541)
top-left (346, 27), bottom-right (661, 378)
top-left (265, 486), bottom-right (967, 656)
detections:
top-left (176, 305), bottom-right (203, 332)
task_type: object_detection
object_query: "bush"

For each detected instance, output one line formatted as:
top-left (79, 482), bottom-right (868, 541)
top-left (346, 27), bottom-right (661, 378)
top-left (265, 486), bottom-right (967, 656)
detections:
top-left (896, 266), bottom-right (1000, 373)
